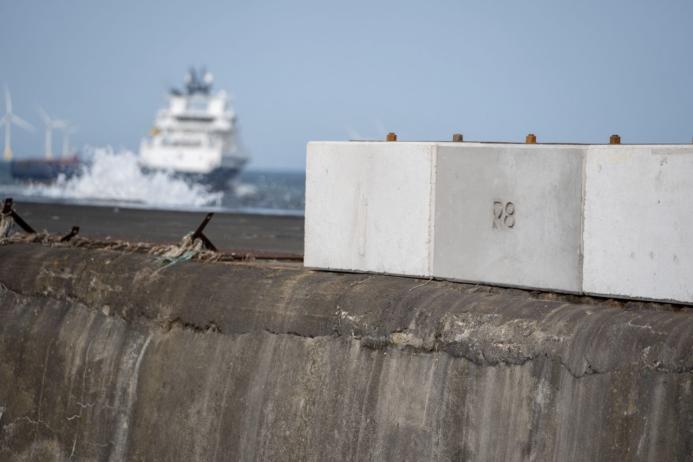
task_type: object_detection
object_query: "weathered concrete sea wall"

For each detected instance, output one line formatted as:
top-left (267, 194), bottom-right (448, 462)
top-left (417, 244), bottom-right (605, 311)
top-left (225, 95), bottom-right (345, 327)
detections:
top-left (0, 243), bottom-right (692, 461)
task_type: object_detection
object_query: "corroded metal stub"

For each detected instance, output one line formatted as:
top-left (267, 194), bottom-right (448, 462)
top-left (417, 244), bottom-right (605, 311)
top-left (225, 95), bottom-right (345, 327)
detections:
top-left (1, 198), bottom-right (36, 236)
top-left (60, 226), bottom-right (80, 242)
top-left (192, 212), bottom-right (217, 251)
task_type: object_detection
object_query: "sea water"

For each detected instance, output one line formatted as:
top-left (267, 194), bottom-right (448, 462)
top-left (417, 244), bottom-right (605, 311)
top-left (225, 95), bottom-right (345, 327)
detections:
top-left (0, 148), bottom-right (305, 216)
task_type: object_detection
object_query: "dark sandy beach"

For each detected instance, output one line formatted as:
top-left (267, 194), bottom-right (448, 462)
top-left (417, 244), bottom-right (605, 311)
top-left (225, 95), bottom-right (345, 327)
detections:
top-left (6, 201), bottom-right (304, 254)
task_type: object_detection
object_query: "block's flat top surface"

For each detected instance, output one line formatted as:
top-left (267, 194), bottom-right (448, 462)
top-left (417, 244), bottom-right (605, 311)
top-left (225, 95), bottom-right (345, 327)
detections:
top-left (309, 141), bottom-right (693, 148)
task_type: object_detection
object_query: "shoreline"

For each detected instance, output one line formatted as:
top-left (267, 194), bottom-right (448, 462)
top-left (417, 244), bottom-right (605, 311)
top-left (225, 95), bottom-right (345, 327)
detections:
top-left (0, 193), bottom-right (305, 217)
top-left (1, 200), bottom-right (304, 254)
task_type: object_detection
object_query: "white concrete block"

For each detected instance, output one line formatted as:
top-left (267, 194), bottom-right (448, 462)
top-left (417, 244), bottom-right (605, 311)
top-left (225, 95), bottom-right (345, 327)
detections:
top-left (304, 142), bottom-right (435, 276)
top-left (433, 144), bottom-right (584, 292)
top-left (305, 141), bottom-right (693, 304)
top-left (583, 145), bottom-right (693, 303)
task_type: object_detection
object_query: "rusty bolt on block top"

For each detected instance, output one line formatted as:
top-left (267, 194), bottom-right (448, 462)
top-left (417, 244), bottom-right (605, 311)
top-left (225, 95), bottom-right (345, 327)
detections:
top-left (610, 134), bottom-right (621, 145)
top-left (452, 133), bottom-right (464, 142)
top-left (386, 132), bottom-right (397, 142)
top-left (525, 133), bottom-right (537, 144)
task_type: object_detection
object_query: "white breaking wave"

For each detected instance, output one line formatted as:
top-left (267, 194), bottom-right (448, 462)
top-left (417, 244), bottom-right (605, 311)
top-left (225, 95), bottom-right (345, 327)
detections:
top-left (25, 147), bottom-right (223, 208)
top-left (232, 181), bottom-right (258, 198)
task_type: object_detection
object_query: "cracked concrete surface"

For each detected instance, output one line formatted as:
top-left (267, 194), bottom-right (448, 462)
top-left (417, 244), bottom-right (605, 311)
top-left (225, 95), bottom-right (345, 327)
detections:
top-left (0, 243), bottom-right (692, 461)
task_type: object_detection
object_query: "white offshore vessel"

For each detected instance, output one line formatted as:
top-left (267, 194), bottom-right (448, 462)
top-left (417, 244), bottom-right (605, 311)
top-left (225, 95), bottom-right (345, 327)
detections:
top-left (139, 68), bottom-right (248, 190)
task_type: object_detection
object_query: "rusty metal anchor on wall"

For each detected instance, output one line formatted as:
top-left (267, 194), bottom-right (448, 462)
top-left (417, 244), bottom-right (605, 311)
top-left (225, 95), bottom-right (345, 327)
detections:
top-left (1, 198), bottom-right (36, 237)
top-left (2, 198), bottom-right (80, 241)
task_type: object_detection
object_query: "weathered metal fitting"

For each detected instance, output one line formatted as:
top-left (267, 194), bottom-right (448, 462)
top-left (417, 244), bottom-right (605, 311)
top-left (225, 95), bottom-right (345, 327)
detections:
top-left (610, 134), bottom-right (621, 145)
top-left (525, 133), bottom-right (537, 144)
top-left (1, 198), bottom-right (12, 216)
top-left (60, 226), bottom-right (80, 242)
top-left (192, 213), bottom-right (217, 251)
top-left (2, 198), bottom-right (36, 234)
top-left (452, 133), bottom-right (464, 142)
top-left (386, 132), bottom-right (397, 142)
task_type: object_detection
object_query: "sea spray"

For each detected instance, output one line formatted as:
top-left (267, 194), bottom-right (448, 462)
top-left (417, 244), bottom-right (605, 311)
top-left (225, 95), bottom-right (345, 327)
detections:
top-left (0, 147), bottom-right (305, 214)
top-left (24, 147), bottom-right (223, 208)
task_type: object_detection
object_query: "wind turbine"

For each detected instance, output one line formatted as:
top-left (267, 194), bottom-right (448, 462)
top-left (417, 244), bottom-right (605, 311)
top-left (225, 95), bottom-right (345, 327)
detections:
top-left (61, 123), bottom-right (78, 158)
top-left (38, 107), bottom-right (66, 160)
top-left (1, 86), bottom-right (34, 161)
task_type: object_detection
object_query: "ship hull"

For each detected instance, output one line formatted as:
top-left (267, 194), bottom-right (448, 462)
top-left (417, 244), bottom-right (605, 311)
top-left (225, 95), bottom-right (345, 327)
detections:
top-left (0, 161), bottom-right (11, 183)
top-left (141, 165), bottom-right (242, 191)
top-left (9, 157), bottom-right (81, 182)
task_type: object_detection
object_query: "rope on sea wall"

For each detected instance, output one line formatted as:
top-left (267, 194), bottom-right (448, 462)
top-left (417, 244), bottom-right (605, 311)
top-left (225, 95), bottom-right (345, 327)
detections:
top-left (0, 230), bottom-right (227, 264)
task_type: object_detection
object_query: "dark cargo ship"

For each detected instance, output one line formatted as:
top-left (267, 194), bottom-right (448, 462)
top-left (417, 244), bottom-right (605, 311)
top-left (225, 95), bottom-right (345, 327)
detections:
top-left (9, 155), bottom-right (81, 181)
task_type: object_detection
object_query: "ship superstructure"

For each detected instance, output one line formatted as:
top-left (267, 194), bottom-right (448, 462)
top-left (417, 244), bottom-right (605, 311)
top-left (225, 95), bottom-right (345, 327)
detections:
top-left (139, 68), bottom-right (248, 189)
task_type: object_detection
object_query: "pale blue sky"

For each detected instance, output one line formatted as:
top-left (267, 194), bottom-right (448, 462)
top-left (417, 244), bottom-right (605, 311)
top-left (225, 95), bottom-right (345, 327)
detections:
top-left (1, 0), bottom-right (692, 169)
